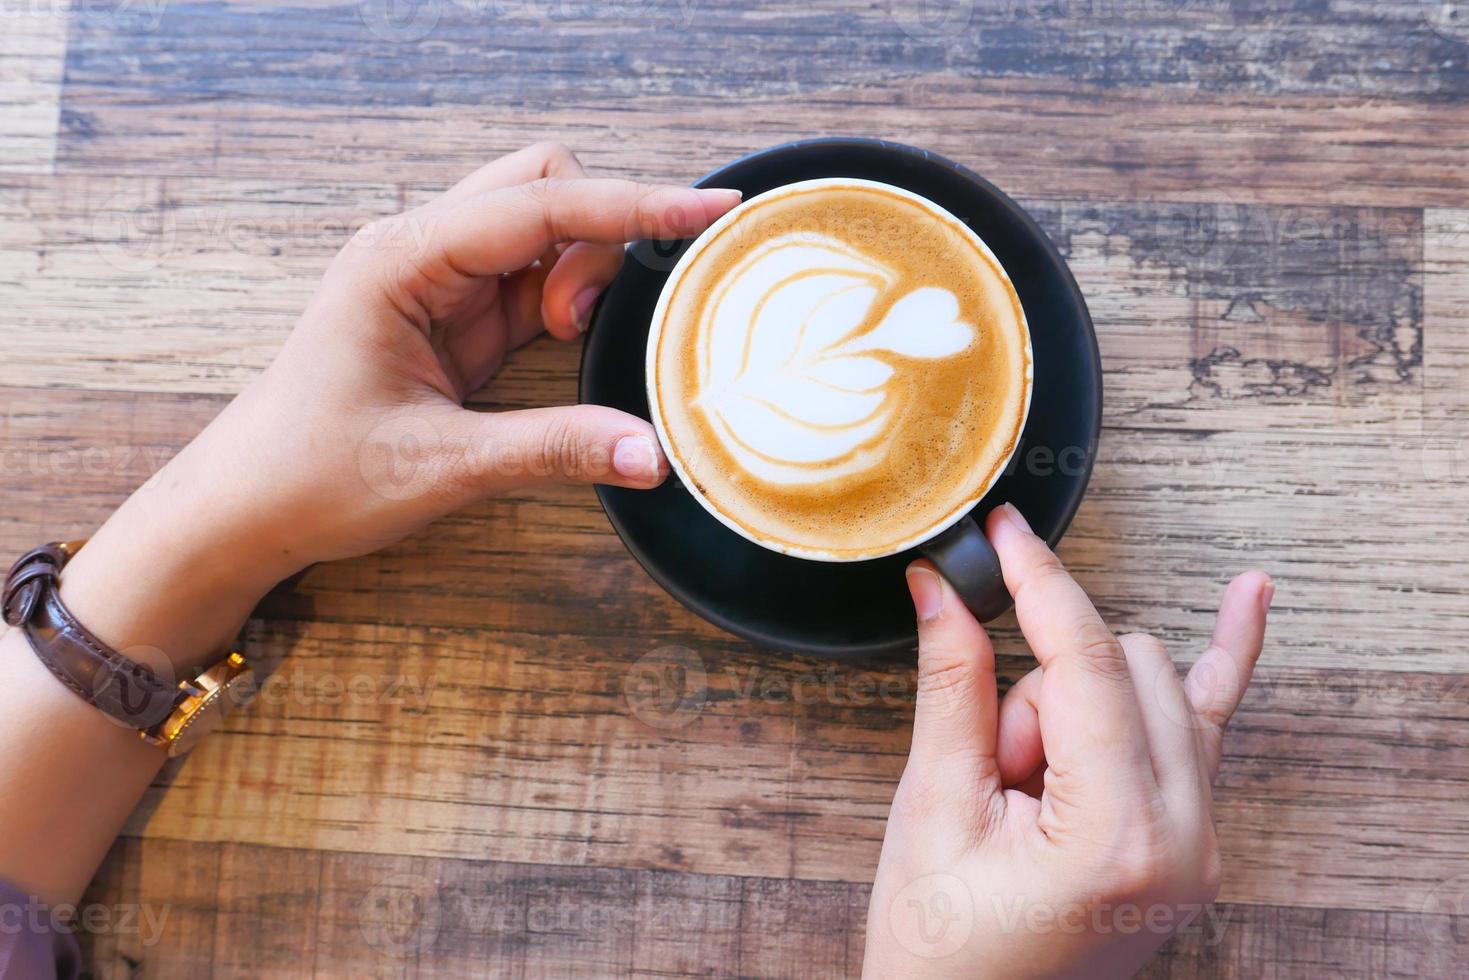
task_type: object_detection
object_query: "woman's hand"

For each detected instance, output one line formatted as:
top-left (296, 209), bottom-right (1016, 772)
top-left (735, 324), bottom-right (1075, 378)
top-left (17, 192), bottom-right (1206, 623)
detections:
top-left (863, 504), bottom-right (1272, 979)
top-left (1, 144), bottom-right (740, 906)
top-left (232, 142), bottom-right (740, 567)
top-left (57, 143), bottom-right (741, 672)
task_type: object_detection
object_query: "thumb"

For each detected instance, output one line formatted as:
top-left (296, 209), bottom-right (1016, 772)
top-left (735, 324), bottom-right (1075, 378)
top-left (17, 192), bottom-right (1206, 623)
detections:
top-left (447, 404), bottom-right (669, 495)
top-left (907, 561), bottom-right (1003, 789)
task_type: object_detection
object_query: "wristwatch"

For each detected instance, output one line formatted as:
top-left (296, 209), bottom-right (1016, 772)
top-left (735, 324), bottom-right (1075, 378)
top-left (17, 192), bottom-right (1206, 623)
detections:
top-left (2, 540), bottom-right (254, 757)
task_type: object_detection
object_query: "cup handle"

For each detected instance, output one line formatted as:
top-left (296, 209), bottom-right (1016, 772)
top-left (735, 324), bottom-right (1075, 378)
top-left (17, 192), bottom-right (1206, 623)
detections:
top-left (917, 516), bottom-right (1012, 623)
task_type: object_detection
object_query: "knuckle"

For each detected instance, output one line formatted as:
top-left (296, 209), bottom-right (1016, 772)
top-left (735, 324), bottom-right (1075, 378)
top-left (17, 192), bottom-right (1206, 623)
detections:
top-left (338, 219), bottom-right (389, 271)
top-left (1106, 835), bottom-right (1170, 901)
top-left (1017, 559), bottom-right (1071, 604)
top-left (535, 417), bottom-right (584, 480)
top-left (1027, 544), bottom-right (1067, 577)
top-left (350, 217), bottom-right (388, 248)
top-left (433, 437), bottom-right (482, 498)
top-left (535, 140), bottom-right (577, 168)
top-left (347, 215), bottom-right (417, 271)
top-left (1119, 632), bottom-right (1167, 657)
top-left (331, 221), bottom-right (418, 313)
top-left (524, 176), bottom-right (561, 203)
top-left (916, 650), bottom-right (972, 698)
top-left (523, 177), bottom-right (571, 240)
top-left (1071, 621), bottom-right (1132, 685)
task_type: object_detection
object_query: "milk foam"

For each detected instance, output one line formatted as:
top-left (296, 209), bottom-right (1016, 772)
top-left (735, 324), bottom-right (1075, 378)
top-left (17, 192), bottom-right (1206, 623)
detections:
top-left (696, 233), bottom-right (977, 485)
top-left (648, 178), bottom-right (1032, 562)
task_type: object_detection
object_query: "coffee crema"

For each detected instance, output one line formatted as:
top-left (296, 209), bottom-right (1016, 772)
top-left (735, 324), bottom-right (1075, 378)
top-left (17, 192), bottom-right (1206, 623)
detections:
top-left (648, 179), bottom-right (1032, 560)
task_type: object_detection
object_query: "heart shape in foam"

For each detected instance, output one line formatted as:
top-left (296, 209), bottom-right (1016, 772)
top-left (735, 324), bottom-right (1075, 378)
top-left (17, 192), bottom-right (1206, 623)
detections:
top-left (697, 233), bottom-right (977, 486)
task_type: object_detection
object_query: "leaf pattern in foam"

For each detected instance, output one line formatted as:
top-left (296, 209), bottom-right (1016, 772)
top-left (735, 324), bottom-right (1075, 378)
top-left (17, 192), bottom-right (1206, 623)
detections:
top-left (699, 234), bottom-right (977, 480)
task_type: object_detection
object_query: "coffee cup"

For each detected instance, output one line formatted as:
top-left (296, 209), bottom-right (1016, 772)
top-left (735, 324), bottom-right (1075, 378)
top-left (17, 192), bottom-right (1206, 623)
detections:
top-left (645, 176), bottom-right (1033, 620)
top-left (580, 138), bottom-right (1099, 654)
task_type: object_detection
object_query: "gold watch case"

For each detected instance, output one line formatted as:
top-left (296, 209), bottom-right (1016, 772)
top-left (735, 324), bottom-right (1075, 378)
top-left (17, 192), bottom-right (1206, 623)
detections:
top-left (141, 652), bottom-right (254, 757)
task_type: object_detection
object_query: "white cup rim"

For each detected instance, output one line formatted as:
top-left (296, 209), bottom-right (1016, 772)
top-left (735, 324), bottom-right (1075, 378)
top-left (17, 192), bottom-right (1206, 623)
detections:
top-left (645, 176), bottom-right (1034, 563)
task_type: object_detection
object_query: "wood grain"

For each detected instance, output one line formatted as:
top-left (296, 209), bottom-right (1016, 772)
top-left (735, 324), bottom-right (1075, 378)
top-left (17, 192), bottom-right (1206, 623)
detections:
top-left (0, 0), bottom-right (66, 173)
top-left (57, 0), bottom-right (1469, 105)
top-left (0, 179), bottom-right (1431, 419)
top-left (5, 0), bottom-right (1469, 975)
top-left (1, 367), bottom-right (1467, 917)
top-left (46, 0), bottom-right (1469, 207)
top-left (76, 839), bottom-right (1469, 979)
top-left (131, 617), bottom-right (1469, 912)
top-left (1425, 209), bottom-right (1469, 418)
top-left (4, 179), bottom-right (1465, 675)
top-left (0, 174), bottom-right (398, 392)
top-left (50, 81), bottom-right (1469, 208)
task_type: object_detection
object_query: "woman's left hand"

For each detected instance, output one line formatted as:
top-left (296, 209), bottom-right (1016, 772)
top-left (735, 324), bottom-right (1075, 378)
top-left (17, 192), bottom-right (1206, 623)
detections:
top-left (216, 141), bottom-right (740, 569)
top-left (7, 143), bottom-right (743, 906)
top-left (59, 143), bottom-right (742, 670)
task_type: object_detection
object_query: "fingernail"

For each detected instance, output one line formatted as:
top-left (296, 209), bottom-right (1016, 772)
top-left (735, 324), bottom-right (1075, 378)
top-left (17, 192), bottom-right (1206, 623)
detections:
top-left (702, 188), bottom-right (743, 207)
top-left (1000, 502), bottom-right (1032, 533)
top-left (1260, 577), bottom-right (1276, 615)
top-left (613, 435), bottom-right (661, 484)
top-left (906, 566), bottom-right (944, 623)
top-left (570, 287), bottom-right (601, 334)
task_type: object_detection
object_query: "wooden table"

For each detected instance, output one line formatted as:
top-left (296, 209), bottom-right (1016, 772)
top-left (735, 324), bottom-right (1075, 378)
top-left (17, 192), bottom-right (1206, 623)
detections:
top-left (3, 2), bottom-right (1468, 976)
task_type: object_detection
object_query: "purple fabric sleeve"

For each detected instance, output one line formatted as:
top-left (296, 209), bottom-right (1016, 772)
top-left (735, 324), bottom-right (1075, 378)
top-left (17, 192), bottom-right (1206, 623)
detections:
top-left (0, 881), bottom-right (81, 980)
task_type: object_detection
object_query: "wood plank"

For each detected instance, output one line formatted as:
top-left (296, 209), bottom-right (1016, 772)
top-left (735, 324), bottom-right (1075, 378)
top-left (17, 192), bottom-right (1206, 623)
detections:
top-left (0, 176), bottom-right (1431, 429)
top-left (78, 839), bottom-right (1469, 978)
top-left (213, 844), bottom-right (322, 977)
top-left (5, 214), bottom-right (1465, 675)
top-left (44, 612), bottom-right (1458, 913)
top-left (52, 81), bottom-right (1469, 208)
top-left (628, 869), bottom-right (745, 979)
top-left (1139, 903), bottom-right (1469, 979)
top-left (0, 387), bottom-right (222, 546)
top-left (1052, 200), bottom-right (1424, 431)
top-left (1424, 209), bottom-right (1469, 419)
top-left (75, 837), bottom-right (219, 980)
top-left (736, 877), bottom-right (860, 978)
top-left (0, 0), bottom-right (67, 173)
top-left (0, 175), bottom-right (400, 393)
top-left (56, 0), bottom-right (1469, 106)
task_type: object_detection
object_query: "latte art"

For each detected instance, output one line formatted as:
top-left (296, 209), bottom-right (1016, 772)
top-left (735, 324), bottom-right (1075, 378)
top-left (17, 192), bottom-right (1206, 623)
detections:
top-left (649, 179), bottom-right (1032, 561)
top-left (699, 235), bottom-right (976, 485)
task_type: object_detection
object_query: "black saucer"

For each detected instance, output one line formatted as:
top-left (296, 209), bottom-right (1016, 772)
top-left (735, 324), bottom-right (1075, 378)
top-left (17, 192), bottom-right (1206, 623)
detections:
top-left (579, 138), bottom-right (1100, 658)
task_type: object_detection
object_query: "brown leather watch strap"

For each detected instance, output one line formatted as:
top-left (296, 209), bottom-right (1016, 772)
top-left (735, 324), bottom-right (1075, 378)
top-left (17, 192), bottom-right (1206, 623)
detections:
top-left (4, 542), bottom-right (187, 731)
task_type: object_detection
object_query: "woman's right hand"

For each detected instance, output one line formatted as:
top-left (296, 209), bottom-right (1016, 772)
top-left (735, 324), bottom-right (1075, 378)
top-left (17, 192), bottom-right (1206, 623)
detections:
top-left (863, 503), bottom-right (1272, 979)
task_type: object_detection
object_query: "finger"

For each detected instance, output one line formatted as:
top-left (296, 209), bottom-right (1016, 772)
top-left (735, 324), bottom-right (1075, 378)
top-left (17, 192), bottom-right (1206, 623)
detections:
top-left (985, 503), bottom-right (1155, 800)
top-left (907, 561), bottom-right (1004, 806)
top-left (438, 141), bottom-right (590, 204)
top-left (996, 665), bottom-right (1044, 788)
top-left (343, 180), bottom-right (739, 326)
top-left (444, 404), bottom-right (669, 496)
top-left (440, 147), bottom-right (627, 342)
top-left (1187, 571), bottom-right (1273, 780)
top-left (1118, 632), bottom-right (1203, 802)
top-left (425, 179), bottom-right (740, 283)
top-left (501, 268), bottom-right (552, 350)
top-left (429, 271), bottom-right (546, 399)
top-left (539, 240), bottom-right (628, 340)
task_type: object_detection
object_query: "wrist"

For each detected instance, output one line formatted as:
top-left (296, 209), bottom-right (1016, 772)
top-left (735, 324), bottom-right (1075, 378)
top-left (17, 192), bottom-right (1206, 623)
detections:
top-left (54, 467), bottom-right (297, 677)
